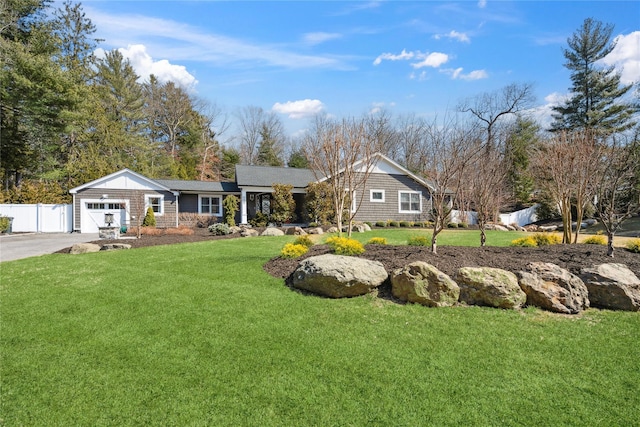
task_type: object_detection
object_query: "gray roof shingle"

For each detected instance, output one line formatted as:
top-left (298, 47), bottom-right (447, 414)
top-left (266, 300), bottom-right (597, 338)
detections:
top-left (235, 165), bottom-right (318, 188)
top-left (155, 179), bottom-right (239, 193)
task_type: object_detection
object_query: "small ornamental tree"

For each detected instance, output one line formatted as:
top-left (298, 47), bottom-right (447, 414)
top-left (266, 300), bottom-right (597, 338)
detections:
top-left (142, 207), bottom-right (156, 227)
top-left (305, 181), bottom-right (333, 225)
top-left (223, 195), bottom-right (239, 226)
top-left (271, 183), bottom-right (295, 225)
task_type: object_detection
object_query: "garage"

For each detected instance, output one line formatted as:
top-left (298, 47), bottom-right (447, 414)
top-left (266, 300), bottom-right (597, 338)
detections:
top-left (80, 200), bottom-right (128, 233)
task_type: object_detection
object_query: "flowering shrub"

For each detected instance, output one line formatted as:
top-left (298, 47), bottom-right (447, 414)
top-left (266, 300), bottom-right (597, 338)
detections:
top-left (367, 237), bottom-right (388, 245)
top-left (293, 235), bottom-right (314, 248)
top-left (583, 235), bottom-right (607, 245)
top-left (281, 243), bottom-right (309, 258)
top-left (209, 223), bottom-right (231, 235)
top-left (510, 233), bottom-right (561, 247)
top-left (626, 238), bottom-right (640, 253)
top-left (325, 236), bottom-right (365, 255)
top-left (510, 236), bottom-right (538, 247)
top-left (533, 233), bottom-right (562, 246)
top-left (407, 235), bottom-right (430, 246)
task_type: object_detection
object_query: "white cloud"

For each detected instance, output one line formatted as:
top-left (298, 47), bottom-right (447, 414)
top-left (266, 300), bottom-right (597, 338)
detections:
top-left (525, 92), bottom-right (568, 131)
top-left (272, 99), bottom-right (325, 119)
top-left (600, 31), bottom-right (640, 85)
top-left (478, 0), bottom-right (487, 8)
top-left (373, 49), bottom-right (415, 65)
top-left (303, 32), bottom-right (342, 45)
top-left (374, 49), bottom-right (449, 68)
top-left (86, 7), bottom-right (347, 70)
top-left (113, 44), bottom-right (198, 89)
top-left (411, 52), bottom-right (450, 68)
top-left (442, 67), bottom-right (488, 80)
top-left (434, 30), bottom-right (471, 43)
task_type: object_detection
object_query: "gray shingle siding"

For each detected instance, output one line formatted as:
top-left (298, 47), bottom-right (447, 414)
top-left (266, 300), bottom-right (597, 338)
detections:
top-left (74, 188), bottom-right (177, 230)
top-left (352, 173), bottom-right (433, 222)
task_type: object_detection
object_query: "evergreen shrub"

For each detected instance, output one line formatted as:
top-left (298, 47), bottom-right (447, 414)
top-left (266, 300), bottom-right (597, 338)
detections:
top-left (142, 207), bottom-right (156, 227)
top-left (209, 223), bottom-right (231, 235)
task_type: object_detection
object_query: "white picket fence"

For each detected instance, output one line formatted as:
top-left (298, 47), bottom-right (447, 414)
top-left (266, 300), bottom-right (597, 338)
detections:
top-left (451, 204), bottom-right (539, 227)
top-left (0, 204), bottom-right (73, 233)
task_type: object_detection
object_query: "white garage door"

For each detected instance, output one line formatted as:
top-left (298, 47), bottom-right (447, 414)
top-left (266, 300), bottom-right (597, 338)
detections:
top-left (81, 201), bottom-right (128, 233)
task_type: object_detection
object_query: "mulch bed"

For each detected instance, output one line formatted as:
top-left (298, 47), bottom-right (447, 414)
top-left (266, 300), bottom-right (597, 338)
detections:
top-left (263, 243), bottom-right (640, 280)
top-left (56, 227), bottom-right (640, 280)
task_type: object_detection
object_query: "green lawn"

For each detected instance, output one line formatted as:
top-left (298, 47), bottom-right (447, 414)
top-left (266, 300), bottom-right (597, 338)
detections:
top-left (2, 233), bottom-right (639, 426)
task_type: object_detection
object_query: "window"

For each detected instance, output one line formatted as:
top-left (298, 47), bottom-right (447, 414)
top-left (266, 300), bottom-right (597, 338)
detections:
top-left (145, 195), bottom-right (164, 215)
top-left (370, 190), bottom-right (385, 203)
top-left (87, 202), bottom-right (125, 210)
top-left (199, 195), bottom-right (222, 216)
top-left (399, 191), bottom-right (421, 213)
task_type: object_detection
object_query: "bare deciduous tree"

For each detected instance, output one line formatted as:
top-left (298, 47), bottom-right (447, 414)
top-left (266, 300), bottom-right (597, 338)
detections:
top-left (468, 147), bottom-right (509, 246)
top-left (593, 130), bottom-right (640, 256)
top-left (458, 82), bottom-right (535, 151)
top-left (304, 115), bottom-right (380, 237)
top-left (419, 115), bottom-right (480, 253)
top-left (532, 130), bottom-right (601, 244)
top-left (236, 106), bottom-right (284, 165)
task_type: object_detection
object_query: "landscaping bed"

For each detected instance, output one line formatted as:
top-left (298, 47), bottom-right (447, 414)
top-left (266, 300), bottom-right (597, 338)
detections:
top-left (264, 243), bottom-right (640, 280)
top-left (55, 225), bottom-right (640, 279)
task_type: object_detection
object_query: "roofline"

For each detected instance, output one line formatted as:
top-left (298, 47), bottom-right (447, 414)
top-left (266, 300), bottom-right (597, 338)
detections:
top-left (69, 168), bottom-right (175, 194)
top-left (317, 152), bottom-right (435, 191)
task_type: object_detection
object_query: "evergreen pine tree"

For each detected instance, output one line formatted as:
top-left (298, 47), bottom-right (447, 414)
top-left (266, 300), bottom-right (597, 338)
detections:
top-left (550, 18), bottom-right (636, 134)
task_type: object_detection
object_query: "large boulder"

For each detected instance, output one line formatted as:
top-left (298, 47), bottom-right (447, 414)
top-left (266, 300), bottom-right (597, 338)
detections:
top-left (241, 228), bottom-right (259, 237)
top-left (307, 227), bottom-right (324, 235)
top-left (326, 226), bottom-right (339, 233)
top-left (100, 243), bottom-right (132, 251)
top-left (518, 262), bottom-right (589, 314)
top-left (456, 267), bottom-right (526, 309)
top-left (485, 223), bottom-right (509, 231)
top-left (285, 226), bottom-right (307, 236)
top-left (580, 264), bottom-right (640, 311)
top-left (70, 243), bottom-right (101, 254)
top-left (261, 227), bottom-right (285, 236)
top-left (292, 254), bottom-right (388, 298)
top-left (391, 262), bottom-right (460, 307)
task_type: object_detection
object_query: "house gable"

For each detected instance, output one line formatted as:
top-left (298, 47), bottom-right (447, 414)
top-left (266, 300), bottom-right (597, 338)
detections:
top-left (70, 169), bottom-right (174, 194)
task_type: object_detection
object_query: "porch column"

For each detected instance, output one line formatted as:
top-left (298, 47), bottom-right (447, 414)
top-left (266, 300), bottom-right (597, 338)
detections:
top-left (241, 188), bottom-right (248, 224)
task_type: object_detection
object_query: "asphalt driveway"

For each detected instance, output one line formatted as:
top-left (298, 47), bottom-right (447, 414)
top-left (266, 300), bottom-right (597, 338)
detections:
top-left (0, 233), bottom-right (99, 262)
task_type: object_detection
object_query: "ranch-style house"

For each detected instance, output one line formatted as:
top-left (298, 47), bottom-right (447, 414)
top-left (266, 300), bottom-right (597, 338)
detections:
top-left (69, 153), bottom-right (436, 233)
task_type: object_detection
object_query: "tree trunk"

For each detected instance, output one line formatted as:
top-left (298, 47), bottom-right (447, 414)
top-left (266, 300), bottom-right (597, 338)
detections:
top-left (431, 224), bottom-right (440, 254)
top-left (607, 232), bottom-right (615, 257)
top-left (573, 204), bottom-right (584, 244)
top-left (480, 227), bottom-right (487, 247)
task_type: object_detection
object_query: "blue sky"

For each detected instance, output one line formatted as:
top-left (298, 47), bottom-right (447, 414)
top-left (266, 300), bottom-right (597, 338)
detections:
top-left (72, 1), bottom-right (638, 139)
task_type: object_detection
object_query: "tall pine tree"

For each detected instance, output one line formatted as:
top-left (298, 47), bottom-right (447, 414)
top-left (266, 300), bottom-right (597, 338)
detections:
top-left (550, 18), bottom-right (636, 134)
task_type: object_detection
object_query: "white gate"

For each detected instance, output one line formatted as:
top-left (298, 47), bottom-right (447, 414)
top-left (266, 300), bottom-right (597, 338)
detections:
top-left (0, 204), bottom-right (73, 233)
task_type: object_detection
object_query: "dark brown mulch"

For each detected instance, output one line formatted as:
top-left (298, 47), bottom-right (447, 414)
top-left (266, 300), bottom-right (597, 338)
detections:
top-left (54, 227), bottom-right (265, 253)
top-left (263, 243), bottom-right (640, 280)
top-left (55, 227), bottom-right (640, 280)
